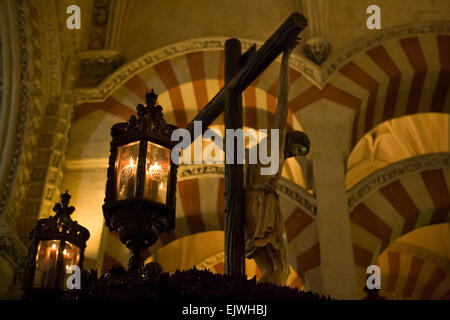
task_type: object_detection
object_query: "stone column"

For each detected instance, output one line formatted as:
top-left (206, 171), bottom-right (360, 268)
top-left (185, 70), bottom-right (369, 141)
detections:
top-left (313, 151), bottom-right (359, 299)
top-left (299, 101), bottom-right (359, 299)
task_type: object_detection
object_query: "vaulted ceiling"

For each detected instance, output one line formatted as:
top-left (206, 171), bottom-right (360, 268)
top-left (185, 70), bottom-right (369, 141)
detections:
top-left (59, 0), bottom-right (450, 299)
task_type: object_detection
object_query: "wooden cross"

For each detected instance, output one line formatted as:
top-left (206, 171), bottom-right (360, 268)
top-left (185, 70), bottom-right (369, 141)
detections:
top-left (184, 12), bottom-right (308, 276)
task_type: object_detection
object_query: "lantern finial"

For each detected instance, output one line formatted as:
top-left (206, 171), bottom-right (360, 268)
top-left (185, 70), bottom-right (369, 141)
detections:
top-left (145, 89), bottom-right (158, 108)
top-left (53, 190), bottom-right (75, 216)
top-left (61, 190), bottom-right (71, 207)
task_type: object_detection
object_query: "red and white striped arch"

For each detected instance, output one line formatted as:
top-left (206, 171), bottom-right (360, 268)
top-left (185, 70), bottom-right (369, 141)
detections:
top-left (291, 34), bottom-right (450, 147)
top-left (377, 242), bottom-right (450, 300)
top-left (74, 49), bottom-right (304, 132)
top-left (348, 154), bottom-right (450, 283)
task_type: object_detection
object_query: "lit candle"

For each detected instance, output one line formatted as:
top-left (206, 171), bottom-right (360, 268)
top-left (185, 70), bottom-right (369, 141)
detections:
top-left (146, 162), bottom-right (163, 201)
top-left (43, 242), bottom-right (58, 271)
top-left (119, 157), bottom-right (137, 199)
top-left (46, 243), bottom-right (58, 259)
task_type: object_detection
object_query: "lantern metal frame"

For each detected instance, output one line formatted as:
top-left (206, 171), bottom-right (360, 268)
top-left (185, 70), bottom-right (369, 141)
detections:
top-left (23, 191), bottom-right (90, 299)
top-left (102, 89), bottom-right (178, 275)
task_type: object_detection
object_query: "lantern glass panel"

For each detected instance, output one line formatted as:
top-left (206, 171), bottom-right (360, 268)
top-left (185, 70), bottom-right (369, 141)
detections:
top-left (33, 240), bottom-right (60, 288)
top-left (115, 142), bottom-right (140, 200)
top-left (144, 142), bottom-right (170, 204)
top-left (62, 242), bottom-right (80, 289)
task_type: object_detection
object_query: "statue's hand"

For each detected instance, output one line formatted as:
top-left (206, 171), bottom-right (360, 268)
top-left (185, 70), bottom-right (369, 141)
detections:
top-left (287, 37), bottom-right (301, 51)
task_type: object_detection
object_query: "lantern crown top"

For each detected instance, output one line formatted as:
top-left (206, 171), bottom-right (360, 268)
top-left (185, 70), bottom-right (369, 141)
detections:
top-left (111, 89), bottom-right (177, 139)
top-left (53, 190), bottom-right (75, 217)
top-left (59, 190), bottom-right (72, 210)
top-left (145, 89), bottom-right (158, 108)
top-left (30, 190), bottom-right (90, 245)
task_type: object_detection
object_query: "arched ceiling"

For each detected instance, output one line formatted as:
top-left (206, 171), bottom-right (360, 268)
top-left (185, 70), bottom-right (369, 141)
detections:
top-left (70, 48), bottom-right (308, 192)
top-left (113, 0), bottom-right (302, 62)
top-left (377, 223), bottom-right (450, 300)
top-left (349, 161), bottom-right (450, 280)
top-left (97, 0), bottom-right (450, 76)
top-left (347, 113), bottom-right (450, 188)
top-left (73, 32), bottom-right (450, 162)
top-left (294, 34), bottom-right (450, 147)
top-left (74, 49), bottom-right (304, 130)
top-left (61, 0), bottom-right (450, 295)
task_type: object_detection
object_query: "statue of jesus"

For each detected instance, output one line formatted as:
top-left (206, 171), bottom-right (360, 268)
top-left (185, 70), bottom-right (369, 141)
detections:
top-left (245, 42), bottom-right (310, 285)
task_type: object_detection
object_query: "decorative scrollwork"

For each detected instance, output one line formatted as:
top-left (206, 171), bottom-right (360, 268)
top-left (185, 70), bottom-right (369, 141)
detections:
top-left (111, 89), bottom-right (177, 139)
top-left (30, 191), bottom-right (90, 246)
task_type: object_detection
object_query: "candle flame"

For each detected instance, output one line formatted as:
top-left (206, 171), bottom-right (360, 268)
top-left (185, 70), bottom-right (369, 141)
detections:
top-left (149, 162), bottom-right (163, 182)
top-left (51, 244), bottom-right (57, 250)
top-left (130, 157), bottom-right (134, 166)
top-left (159, 182), bottom-right (163, 190)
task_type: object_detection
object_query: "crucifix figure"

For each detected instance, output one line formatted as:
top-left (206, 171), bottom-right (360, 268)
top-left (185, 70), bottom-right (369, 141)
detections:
top-left (184, 12), bottom-right (308, 278)
top-left (244, 44), bottom-right (310, 285)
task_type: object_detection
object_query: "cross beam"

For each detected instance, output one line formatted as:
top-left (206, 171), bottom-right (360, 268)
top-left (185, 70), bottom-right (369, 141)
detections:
top-left (185, 12), bottom-right (308, 140)
top-left (183, 12), bottom-right (308, 277)
top-left (224, 39), bottom-right (245, 276)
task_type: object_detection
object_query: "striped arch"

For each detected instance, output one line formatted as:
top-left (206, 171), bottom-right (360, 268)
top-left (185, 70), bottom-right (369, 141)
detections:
top-left (348, 154), bottom-right (450, 279)
top-left (345, 113), bottom-right (450, 189)
top-left (290, 34), bottom-right (450, 147)
top-left (72, 48), bottom-right (308, 187)
top-left (377, 241), bottom-right (450, 300)
top-left (338, 34), bottom-right (449, 145)
top-left (74, 49), bottom-right (304, 132)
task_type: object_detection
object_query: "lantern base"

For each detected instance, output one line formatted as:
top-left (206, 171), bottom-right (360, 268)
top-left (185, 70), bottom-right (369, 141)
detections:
top-left (102, 199), bottom-right (175, 274)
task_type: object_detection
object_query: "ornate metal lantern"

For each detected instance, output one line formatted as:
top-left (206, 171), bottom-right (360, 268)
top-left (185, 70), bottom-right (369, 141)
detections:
top-left (103, 89), bottom-right (178, 275)
top-left (23, 191), bottom-right (90, 298)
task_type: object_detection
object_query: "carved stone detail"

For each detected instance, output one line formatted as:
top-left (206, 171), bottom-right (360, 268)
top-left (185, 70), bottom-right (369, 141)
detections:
top-left (300, 0), bottom-right (331, 65)
top-left (0, 232), bottom-right (27, 269)
top-left (0, 0), bottom-right (81, 258)
top-left (0, 0), bottom-right (33, 225)
top-left (348, 152), bottom-right (450, 210)
top-left (89, 0), bottom-right (110, 50)
top-left (304, 38), bottom-right (331, 65)
top-left (78, 50), bottom-right (124, 87)
top-left (110, 90), bottom-right (177, 139)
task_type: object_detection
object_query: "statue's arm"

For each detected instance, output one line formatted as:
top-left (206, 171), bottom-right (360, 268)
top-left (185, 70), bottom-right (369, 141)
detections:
top-left (272, 46), bottom-right (292, 164)
top-left (272, 47), bottom-right (291, 133)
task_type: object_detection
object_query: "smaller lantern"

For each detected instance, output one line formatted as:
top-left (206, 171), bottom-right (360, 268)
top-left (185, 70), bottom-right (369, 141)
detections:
top-left (23, 191), bottom-right (90, 299)
top-left (103, 89), bottom-right (178, 275)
